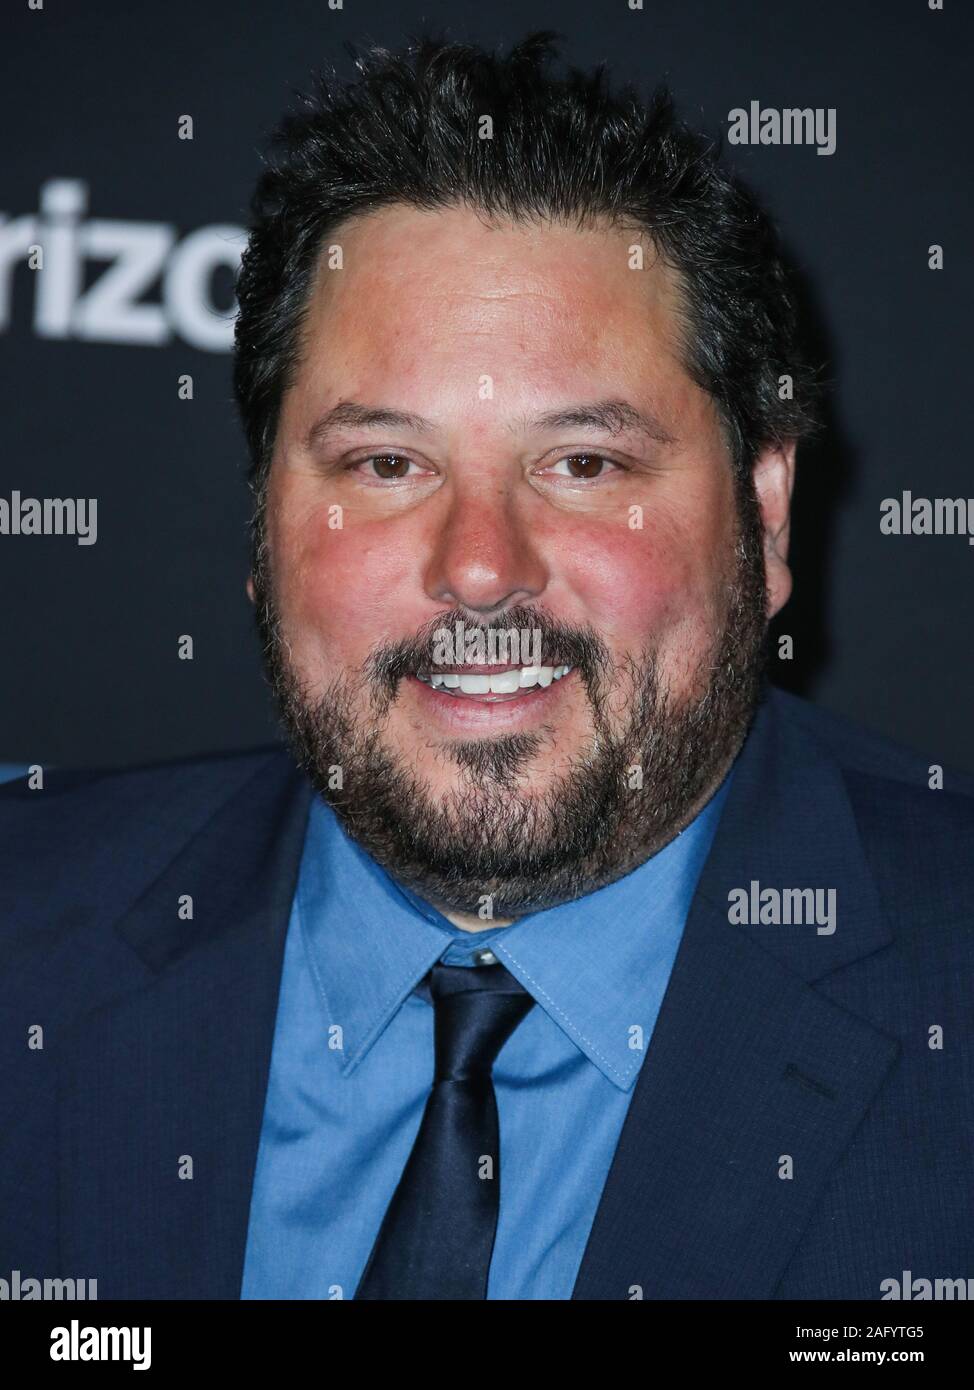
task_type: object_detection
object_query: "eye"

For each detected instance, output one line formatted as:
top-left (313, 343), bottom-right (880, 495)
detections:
top-left (352, 453), bottom-right (429, 481)
top-left (541, 453), bottom-right (622, 481)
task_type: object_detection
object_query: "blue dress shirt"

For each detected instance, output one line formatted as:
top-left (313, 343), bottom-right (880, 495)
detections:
top-left (241, 765), bottom-right (735, 1300)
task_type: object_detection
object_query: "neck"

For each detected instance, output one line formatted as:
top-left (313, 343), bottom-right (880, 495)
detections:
top-left (439, 905), bottom-right (517, 932)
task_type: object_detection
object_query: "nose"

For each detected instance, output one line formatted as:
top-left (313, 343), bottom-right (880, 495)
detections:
top-left (422, 478), bottom-right (549, 616)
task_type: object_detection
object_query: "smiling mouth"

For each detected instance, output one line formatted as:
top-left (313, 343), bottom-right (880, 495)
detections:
top-left (411, 664), bottom-right (575, 702)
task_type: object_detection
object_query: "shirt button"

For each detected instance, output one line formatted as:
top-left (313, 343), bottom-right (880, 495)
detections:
top-left (474, 948), bottom-right (498, 966)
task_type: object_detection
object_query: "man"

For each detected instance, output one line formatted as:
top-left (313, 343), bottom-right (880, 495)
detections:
top-left (1, 33), bottom-right (972, 1301)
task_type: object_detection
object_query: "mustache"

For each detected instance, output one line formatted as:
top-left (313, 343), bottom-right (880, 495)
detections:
top-left (363, 604), bottom-right (612, 698)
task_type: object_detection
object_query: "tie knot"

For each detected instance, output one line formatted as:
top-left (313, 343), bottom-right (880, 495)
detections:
top-left (428, 961), bottom-right (534, 1082)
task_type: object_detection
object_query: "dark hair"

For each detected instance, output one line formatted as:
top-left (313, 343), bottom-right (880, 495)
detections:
top-left (233, 30), bottom-right (822, 515)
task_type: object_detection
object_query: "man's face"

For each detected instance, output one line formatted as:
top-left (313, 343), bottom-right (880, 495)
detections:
top-left (252, 205), bottom-right (792, 917)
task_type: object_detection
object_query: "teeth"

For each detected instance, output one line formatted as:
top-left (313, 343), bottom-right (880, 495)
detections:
top-left (487, 669), bottom-right (521, 694)
top-left (457, 673), bottom-right (490, 694)
top-left (416, 665), bottom-right (574, 694)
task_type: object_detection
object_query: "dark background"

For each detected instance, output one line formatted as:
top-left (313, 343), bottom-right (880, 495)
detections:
top-left (2, 0), bottom-right (971, 771)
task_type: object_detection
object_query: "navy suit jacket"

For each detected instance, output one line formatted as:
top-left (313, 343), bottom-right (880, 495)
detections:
top-left (1, 684), bottom-right (972, 1300)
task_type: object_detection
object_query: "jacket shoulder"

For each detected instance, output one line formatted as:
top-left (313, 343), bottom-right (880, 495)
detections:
top-left (771, 687), bottom-right (974, 916)
top-left (771, 685), bottom-right (974, 797)
top-left (0, 744), bottom-right (295, 949)
top-left (0, 742), bottom-right (290, 819)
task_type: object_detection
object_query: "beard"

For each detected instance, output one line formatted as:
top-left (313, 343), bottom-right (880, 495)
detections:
top-left (251, 472), bottom-right (769, 919)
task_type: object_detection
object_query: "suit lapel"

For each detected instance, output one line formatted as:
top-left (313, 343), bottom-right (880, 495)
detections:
top-left (572, 688), bottom-right (901, 1299)
top-left (58, 751), bottom-right (312, 1298)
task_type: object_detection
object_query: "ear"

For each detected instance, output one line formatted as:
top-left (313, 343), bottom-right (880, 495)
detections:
top-left (245, 574), bottom-right (256, 604)
top-left (751, 439), bottom-right (796, 621)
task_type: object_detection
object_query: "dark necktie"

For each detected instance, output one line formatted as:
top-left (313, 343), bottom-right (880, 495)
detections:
top-left (354, 959), bottom-right (535, 1300)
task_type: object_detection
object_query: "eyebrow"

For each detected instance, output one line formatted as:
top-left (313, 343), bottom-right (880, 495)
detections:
top-left (304, 401), bottom-right (434, 450)
top-left (303, 396), bottom-right (677, 450)
top-left (524, 399), bottom-right (677, 446)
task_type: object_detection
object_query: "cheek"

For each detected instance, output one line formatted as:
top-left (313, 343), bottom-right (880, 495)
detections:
top-left (558, 515), bottom-right (723, 650)
top-left (270, 503), bottom-right (424, 664)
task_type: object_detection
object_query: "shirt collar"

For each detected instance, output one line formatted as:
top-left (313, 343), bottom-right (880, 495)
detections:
top-left (295, 768), bottom-right (735, 1090)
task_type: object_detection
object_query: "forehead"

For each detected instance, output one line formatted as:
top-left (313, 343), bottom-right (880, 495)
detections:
top-left (282, 203), bottom-right (710, 438)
